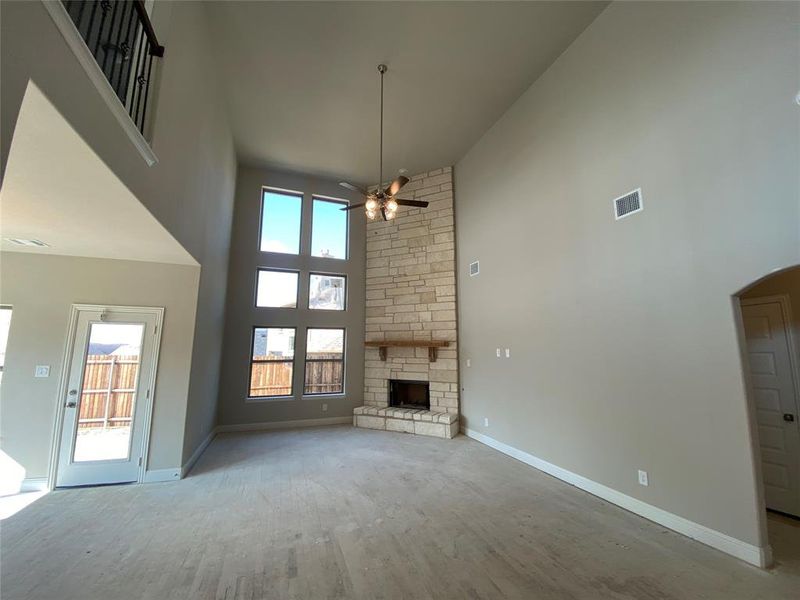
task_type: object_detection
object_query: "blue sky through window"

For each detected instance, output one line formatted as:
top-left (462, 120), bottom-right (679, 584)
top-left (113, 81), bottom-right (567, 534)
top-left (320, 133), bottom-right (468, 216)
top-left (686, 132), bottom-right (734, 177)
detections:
top-left (312, 199), bottom-right (347, 259)
top-left (261, 191), bottom-right (301, 254)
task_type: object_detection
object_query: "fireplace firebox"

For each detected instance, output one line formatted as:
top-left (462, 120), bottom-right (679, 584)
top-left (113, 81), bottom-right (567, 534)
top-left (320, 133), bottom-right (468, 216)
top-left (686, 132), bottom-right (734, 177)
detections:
top-left (388, 380), bottom-right (430, 410)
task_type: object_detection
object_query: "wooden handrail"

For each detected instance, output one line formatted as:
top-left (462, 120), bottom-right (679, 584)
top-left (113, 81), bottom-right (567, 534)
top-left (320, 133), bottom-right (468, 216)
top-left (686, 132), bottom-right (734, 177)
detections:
top-left (133, 0), bottom-right (165, 57)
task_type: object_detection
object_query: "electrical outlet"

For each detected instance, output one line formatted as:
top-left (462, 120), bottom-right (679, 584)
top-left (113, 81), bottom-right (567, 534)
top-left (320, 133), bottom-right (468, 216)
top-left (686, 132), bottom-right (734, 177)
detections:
top-left (34, 365), bottom-right (50, 378)
top-left (638, 470), bottom-right (649, 486)
top-left (505, 348), bottom-right (510, 358)
top-left (496, 348), bottom-right (501, 358)
top-left (484, 417), bottom-right (489, 427)
top-left (322, 403), bottom-right (328, 412)
top-left (466, 358), bottom-right (471, 367)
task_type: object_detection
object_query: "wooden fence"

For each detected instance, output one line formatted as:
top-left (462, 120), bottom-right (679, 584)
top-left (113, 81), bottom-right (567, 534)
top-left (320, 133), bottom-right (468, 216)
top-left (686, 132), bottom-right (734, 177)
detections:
top-left (250, 354), bottom-right (343, 396)
top-left (79, 355), bottom-right (140, 429)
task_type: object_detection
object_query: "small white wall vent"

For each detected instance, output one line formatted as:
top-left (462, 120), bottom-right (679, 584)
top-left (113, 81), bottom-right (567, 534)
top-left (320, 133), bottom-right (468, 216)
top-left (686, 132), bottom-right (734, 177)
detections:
top-left (4, 238), bottom-right (49, 247)
top-left (469, 261), bottom-right (480, 277)
top-left (613, 188), bottom-right (643, 220)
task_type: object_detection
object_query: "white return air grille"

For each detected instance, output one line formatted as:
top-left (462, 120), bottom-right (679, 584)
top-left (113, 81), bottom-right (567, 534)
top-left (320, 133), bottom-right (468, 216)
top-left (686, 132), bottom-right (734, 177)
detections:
top-left (469, 261), bottom-right (480, 277)
top-left (613, 188), bottom-right (643, 220)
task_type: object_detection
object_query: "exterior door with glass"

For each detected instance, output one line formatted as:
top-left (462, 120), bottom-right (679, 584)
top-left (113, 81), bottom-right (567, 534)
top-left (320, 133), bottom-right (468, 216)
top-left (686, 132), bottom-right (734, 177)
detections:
top-left (56, 307), bottom-right (161, 487)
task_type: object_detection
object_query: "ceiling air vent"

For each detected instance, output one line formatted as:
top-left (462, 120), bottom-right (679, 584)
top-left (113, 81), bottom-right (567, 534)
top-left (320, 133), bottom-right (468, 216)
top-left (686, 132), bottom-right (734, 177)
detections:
top-left (4, 238), bottom-right (49, 247)
top-left (613, 188), bottom-right (643, 220)
top-left (469, 261), bottom-right (480, 277)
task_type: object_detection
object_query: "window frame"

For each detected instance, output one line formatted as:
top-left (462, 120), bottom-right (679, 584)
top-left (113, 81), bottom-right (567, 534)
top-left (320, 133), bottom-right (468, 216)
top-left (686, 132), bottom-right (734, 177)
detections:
top-left (254, 267), bottom-right (300, 309)
top-left (308, 272), bottom-right (347, 311)
top-left (302, 327), bottom-right (346, 397)
top-left (311, 195), bottom-right (350, 261)
top-left (247, 326), bottom-right (297, 400)
top-left (258, 187), bottom-right (304, 256)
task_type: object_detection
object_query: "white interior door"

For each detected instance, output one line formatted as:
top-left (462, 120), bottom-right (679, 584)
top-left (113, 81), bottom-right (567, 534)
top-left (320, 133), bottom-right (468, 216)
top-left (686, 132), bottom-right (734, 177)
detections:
top-left (742, 298), bottom-right (800, 517)
top-left (56, 307), bottom-right (160, 487)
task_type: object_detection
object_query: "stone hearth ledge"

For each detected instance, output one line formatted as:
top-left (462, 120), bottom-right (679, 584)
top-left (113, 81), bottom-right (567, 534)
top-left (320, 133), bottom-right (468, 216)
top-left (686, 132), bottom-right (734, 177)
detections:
top-left (353, 406), bottom-right (459, 439)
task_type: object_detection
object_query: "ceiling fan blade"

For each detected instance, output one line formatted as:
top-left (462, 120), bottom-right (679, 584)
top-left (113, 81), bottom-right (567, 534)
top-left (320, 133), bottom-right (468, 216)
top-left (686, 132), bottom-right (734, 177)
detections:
top-left (384, 175), bottom-right (409, 197)
top-left (339, 181), bottom-right (368, 195)
top-left (340, 203), bottom-right (366, 211)
top-left (395, 199), bottom-right (429, 208)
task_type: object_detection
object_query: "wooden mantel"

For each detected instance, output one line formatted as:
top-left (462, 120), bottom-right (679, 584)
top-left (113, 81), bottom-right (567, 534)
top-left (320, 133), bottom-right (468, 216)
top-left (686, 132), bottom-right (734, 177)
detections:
top-left (365, 340), bottom-right (450, 363)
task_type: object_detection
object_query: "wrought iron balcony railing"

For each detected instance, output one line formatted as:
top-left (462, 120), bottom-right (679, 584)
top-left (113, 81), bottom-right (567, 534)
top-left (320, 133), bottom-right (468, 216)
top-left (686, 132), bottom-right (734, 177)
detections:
top-left (61, 0), bottom-right (164, 137)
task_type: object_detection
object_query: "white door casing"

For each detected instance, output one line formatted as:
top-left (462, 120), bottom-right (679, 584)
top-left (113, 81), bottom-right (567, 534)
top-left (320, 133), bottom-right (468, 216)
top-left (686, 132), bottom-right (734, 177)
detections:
top-left (741, 296), bottom-right (800, 517)
top-left (54, 305), bottom-right (163, 487)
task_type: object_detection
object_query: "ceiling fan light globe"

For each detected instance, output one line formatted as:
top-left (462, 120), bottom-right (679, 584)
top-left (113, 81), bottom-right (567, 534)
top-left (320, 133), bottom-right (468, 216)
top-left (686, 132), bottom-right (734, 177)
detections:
top-left (386, 199), bottom-right (398, 211)
top-left (365, 198), bottom-right (378, 211)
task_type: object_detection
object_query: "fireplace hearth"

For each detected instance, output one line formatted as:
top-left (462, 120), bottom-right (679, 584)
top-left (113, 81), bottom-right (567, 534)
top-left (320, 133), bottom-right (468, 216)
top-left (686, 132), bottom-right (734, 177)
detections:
top-left (389, 380), bottom-right (430, 410)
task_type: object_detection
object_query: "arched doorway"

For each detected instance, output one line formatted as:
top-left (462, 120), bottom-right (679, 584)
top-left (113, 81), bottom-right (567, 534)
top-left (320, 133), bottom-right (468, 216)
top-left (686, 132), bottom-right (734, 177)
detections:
top-left (736, 265), bottom-right (800, 568)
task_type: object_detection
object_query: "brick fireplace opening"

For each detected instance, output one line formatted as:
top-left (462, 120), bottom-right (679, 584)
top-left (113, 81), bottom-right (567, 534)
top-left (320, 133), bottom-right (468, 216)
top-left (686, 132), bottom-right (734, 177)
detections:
top-left (389, 380), bottom-right (430, 410)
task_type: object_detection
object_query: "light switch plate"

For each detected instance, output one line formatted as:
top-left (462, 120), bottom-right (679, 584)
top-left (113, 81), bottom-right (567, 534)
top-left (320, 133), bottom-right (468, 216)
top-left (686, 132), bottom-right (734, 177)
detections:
top-left (34, 365), bottom-right (50, 378)
top-left (466, 359), bottom-right (471, 367)
top-left (505, 348), bottom-right (510, 358)
top-left (638, 470), bottom-right (649, 486)
top-left (496, 348), bottom-right (501, 358)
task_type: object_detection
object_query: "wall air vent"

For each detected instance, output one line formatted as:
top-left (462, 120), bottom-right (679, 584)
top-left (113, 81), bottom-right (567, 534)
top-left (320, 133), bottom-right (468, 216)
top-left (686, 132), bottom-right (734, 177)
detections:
top-left (469, 261), bottom-right (480, 277)
top-left (613, 188), bottom-right (643, 220)
top-left (4, 238), bottom-right (49, 247)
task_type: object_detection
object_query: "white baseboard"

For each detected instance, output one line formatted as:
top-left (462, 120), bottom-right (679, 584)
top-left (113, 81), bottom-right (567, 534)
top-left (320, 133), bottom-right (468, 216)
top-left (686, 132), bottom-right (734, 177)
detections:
top-left (20, 477), bottom-right (48, 493)
top-left (141, 468), bottom-right (181, 483)
top-left (215, 416), bottom-right (352, 434)
top-left (181, 428), bottom-right (217, 478)
top-left (463, 427), bottom-right (770, 568)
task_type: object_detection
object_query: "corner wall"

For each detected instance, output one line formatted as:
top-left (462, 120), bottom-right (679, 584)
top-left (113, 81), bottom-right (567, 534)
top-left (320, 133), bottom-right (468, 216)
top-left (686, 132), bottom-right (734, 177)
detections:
top-left (455, 0), bottom-right (799, 554)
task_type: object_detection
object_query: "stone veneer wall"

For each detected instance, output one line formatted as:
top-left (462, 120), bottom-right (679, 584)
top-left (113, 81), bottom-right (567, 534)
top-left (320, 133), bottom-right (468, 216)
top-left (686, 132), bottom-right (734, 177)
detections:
top-left (364, 167), bottom-right (459, 415)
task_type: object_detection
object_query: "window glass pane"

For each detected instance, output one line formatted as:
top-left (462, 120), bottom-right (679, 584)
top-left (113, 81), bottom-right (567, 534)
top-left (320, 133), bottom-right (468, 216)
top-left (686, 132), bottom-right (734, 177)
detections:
top-left (309, 274), bottom-right (346, 310)
top-left (0, 307), bottom-right (12, 376)
top-left (311, 198), bottom-right (347, 259)
top-left (260, 190), bottom-right (302, 254)
top-left (250, 327), bottom-right (295, 397)
top-left (304, 328), bottom-right (344, 395)
top-left (256, 270), bottom-right (298, 308)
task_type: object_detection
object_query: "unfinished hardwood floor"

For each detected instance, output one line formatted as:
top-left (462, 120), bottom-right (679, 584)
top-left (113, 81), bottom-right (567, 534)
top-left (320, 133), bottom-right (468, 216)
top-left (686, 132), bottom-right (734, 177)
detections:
top-left (2, 426), bottom-right (798, 599)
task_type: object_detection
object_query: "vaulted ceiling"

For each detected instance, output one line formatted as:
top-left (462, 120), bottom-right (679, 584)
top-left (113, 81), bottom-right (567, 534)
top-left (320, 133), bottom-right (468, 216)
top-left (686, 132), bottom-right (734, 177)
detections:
top-left (208, 1), bottom-right (608, 185)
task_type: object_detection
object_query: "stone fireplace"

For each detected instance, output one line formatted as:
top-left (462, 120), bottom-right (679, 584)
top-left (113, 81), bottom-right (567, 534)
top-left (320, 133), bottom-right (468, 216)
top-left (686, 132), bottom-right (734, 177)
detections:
top-left (353, 167), bottom-right (459, 439)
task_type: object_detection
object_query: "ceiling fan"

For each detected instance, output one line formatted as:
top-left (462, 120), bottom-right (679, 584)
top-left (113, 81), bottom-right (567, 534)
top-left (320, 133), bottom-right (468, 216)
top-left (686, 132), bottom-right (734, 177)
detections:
top-left (339, 64), bottom-right (429, 221)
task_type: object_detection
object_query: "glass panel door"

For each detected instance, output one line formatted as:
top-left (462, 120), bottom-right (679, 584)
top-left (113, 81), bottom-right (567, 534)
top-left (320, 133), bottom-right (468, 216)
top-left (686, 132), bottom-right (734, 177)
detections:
top-left (73, 323), bottom-right (144, 462)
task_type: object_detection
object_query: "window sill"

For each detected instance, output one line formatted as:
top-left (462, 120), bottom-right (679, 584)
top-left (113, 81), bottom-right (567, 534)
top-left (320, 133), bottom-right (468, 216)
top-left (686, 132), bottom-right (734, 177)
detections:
top-left (245, 393), bottom-right (348, 403)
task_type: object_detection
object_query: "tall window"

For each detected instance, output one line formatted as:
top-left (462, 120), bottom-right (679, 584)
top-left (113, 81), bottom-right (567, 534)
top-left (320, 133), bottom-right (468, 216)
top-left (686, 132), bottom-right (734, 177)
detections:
top-left (260, 190), bottom-right (302, 254)
top-left (304, 328), bottom-right (344, 395)
top-left (249, 327), bottom-right (295, 398)
top-left (250, 185), bottom-right (353, 400)
top-left (311, 198), bottom-right (348, 259)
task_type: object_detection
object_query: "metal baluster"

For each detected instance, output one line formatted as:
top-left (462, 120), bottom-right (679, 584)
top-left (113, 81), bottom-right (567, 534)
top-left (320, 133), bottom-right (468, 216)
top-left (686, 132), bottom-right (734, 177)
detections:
top-left (100, 0), bottom-right (120, 76)
top-left (129, 26), bottom-right (146, 125)
top-left (93, 0), bottom-right (112, 57)
top-left (131, 29), bottom-right (148, 129)
top-left (109, 1), bottom-right (134, 98)
top-left (139, 51), bottom-right (155, 136)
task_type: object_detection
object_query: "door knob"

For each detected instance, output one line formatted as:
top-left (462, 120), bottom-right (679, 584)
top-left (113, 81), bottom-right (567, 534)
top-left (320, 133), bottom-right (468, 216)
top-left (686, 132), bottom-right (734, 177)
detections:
top-left (784, 414), bottom-right (795, 422)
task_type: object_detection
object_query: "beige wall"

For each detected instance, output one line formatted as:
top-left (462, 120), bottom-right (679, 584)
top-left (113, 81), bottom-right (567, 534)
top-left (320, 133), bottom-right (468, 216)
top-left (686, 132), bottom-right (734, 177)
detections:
top-left (455, 0), bottom-right (799, 550)
top-left (217, 167), bottom-right (366, 426)
top-left (0, 253), bottom-right (200, 483)
top-left (0, 1), bottom-right (237, 464)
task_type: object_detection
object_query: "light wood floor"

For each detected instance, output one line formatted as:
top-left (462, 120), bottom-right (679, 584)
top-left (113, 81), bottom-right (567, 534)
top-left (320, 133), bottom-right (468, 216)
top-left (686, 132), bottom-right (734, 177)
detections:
top-left (2, 426), bottom-right (799, 599)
